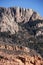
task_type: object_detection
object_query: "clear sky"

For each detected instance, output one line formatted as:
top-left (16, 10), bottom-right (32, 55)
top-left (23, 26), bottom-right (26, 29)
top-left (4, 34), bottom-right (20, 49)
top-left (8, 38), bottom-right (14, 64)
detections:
top-left (0, 0), bottom-right (43, 17)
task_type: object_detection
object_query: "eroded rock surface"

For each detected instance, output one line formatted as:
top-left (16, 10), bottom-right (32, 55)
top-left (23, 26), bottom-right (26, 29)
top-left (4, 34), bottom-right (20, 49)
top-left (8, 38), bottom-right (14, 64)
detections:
top-left (0, 42), bottom-right (43, 65)
top-left (0, 7), bottom-right (43, 34)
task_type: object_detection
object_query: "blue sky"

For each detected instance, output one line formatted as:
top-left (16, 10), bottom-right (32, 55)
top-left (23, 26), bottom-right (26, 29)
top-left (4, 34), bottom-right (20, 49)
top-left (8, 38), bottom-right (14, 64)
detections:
top-left (0, 0), bottom-right (43, 17)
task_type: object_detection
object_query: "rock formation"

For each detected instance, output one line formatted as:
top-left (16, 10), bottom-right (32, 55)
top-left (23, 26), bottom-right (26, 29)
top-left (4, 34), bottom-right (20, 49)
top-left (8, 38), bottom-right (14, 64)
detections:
top-left (0, 7), bottom-right (43, 65)
top-left (0, 42), bottom-right (43, 65)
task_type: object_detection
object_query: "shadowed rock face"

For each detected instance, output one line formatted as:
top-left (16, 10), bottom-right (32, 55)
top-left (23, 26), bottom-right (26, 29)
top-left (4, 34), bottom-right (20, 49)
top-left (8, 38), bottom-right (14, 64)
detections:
top-left (0, 7), bottom-right (43, 65)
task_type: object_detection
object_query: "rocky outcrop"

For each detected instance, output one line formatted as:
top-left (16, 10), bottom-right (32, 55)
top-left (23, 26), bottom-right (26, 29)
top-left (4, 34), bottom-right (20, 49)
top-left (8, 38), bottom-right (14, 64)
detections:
top-left (0, 49), bottom-right (43, 65)
top-left (0, 7), bottom-right (43, 35)
top-left (0, 41), bottom-right (43, 65)
top-left (0, 7), bottom-right (43, 34)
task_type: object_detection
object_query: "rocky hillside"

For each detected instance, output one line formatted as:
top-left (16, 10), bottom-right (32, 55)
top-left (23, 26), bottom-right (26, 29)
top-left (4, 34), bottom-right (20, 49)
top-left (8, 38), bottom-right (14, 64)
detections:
top-left (0, 42), bottom-right (43, 65)
top-left (0, 7), bottom-right (43, 65)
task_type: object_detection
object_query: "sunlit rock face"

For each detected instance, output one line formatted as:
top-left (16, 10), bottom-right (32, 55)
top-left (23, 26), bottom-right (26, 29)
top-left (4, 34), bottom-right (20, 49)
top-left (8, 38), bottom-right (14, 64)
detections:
top-left (0, 7), bottom-right (43, 34)
top-left (0, 7), bottom-right (43, 65)
top-left (0, 42), bottom-right (43, 65)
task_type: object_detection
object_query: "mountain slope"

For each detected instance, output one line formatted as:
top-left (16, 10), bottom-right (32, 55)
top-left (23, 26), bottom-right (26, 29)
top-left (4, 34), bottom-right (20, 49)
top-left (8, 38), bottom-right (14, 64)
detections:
top-left (0, 7), bottom-right (43, 65)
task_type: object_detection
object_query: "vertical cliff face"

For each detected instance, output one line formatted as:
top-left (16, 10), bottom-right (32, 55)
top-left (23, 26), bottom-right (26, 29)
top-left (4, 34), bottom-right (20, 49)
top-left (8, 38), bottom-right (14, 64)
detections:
top-left (0, 7), bottom-right (43, 34)
top-left (0, 7), bottom-right (42, 22)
